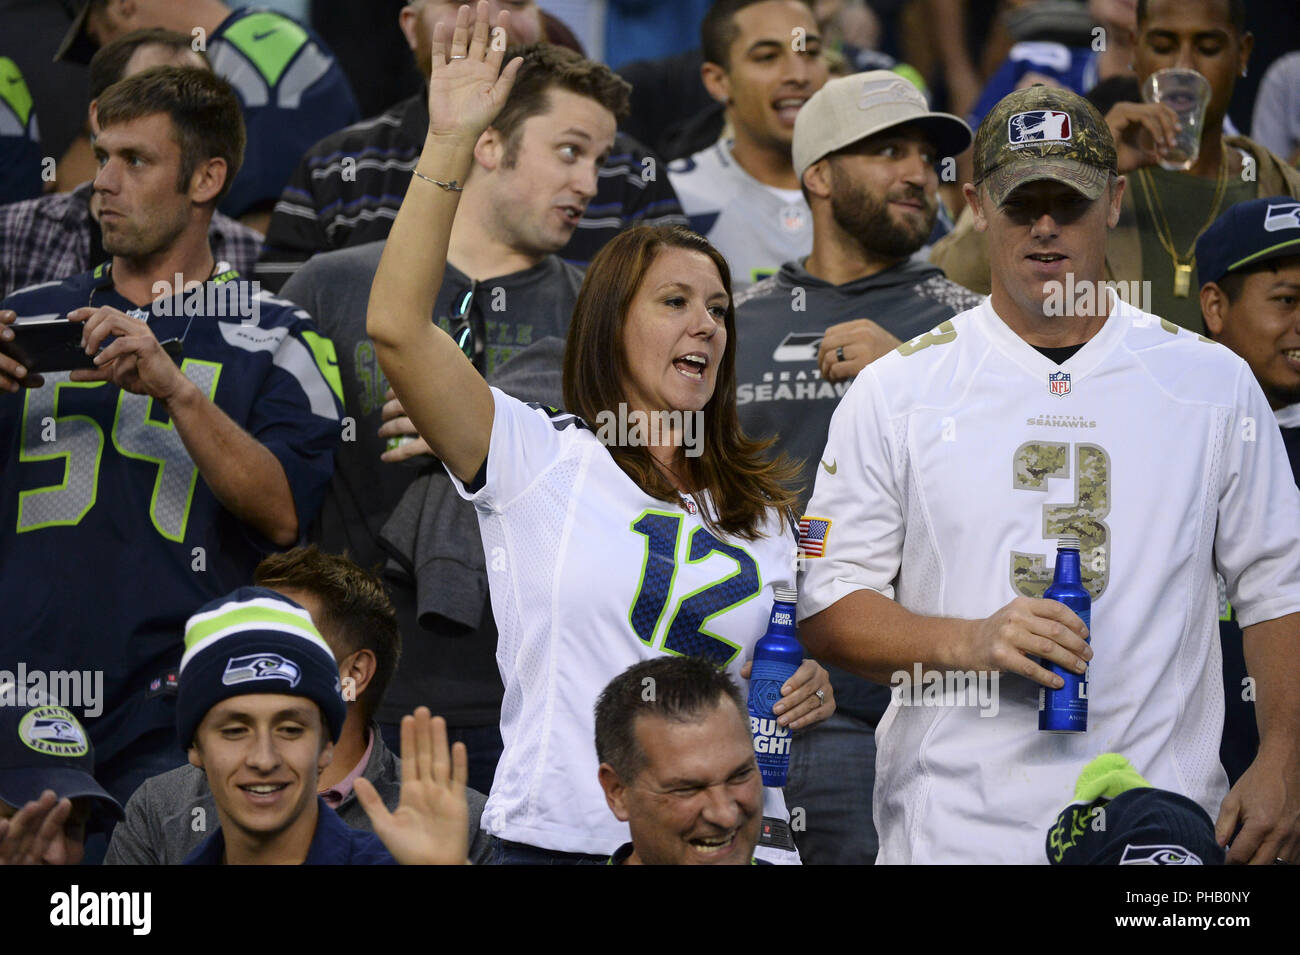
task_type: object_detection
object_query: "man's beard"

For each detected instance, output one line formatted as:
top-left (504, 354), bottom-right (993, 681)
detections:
top-left (98, 204), bottom-right (189, 261)
top-left (829, 173), bottom-right (935, 261)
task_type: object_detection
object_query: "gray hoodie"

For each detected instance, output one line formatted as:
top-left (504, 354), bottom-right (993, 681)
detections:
top-left (734, 256), bottom-right (981, 723)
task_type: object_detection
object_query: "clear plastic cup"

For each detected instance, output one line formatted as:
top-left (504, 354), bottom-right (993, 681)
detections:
top-left (1141, 68), bottom-right (1212, 171)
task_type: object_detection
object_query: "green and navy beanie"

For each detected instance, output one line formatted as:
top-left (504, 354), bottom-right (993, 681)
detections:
top-left (176, 587), bottom-right (346, 749)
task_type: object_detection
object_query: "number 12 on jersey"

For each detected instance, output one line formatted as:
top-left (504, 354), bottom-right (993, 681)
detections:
top-left (628, 510), bottom-right (762, 667)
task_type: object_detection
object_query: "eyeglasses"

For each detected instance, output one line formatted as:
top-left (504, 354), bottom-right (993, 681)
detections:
top-left (446, 281), bottom-right (484, 374)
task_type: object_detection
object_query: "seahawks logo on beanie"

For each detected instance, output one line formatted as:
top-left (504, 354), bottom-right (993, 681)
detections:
top-left (176, 587), bottom-right (347, 748)
top-left (223, 653), bottom-right (302, 687)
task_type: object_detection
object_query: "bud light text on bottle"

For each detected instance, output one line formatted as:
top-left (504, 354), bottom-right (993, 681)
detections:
top-left (747, 586), bottom-right (804, 785)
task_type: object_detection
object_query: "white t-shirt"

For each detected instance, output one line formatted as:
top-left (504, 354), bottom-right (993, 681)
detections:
top-left (452, 389), bottom-right (800, 860)
top-left (668, 140), bottom-right (812, 291)
top-left (799, 295), bottom-right (1300, 864)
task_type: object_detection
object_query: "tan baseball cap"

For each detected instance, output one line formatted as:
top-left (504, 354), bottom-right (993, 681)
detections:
top-left (792, 70), bottom-right (972, 182)
top-left (973, 85), bottom-right (1117, 206)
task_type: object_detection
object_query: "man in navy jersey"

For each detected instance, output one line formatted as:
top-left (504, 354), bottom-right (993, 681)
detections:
top-left (57, 0), bottom-right (360, 229)
top-left (0, 66), bottom-right (341, 861)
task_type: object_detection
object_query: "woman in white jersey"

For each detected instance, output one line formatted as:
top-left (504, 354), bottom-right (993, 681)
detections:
top-left (368, 3), bottom-right (835, 864)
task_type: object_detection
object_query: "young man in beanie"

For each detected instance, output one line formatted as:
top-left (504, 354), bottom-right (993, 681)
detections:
top-left (105, 548), bottom-right (489, 864)
top-left (0, 701), bottom-right (123, 865)
top-left (799, 84), bottom-right (1300, 864)
top-left (178, 587), bottom-right (468, 865)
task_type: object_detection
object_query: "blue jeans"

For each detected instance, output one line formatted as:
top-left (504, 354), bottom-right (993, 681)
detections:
top-left (782, 711), bottom-right (879, 864)
top-left (379, 722), bottom-right (503, 797)
top-left (488, 837), bottom-right (608, 865)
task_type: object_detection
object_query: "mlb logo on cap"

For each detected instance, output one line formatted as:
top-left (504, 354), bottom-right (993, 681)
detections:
top-left (1009, 110), bottom-right (1072, 147)
top-left (1049, 371), bottom-right (1071, 397)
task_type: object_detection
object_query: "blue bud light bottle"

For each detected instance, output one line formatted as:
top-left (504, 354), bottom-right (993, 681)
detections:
top-left (1039, 536), bottom-right (1090, 733)
top-left (748, 586), bottom-right (803, 785)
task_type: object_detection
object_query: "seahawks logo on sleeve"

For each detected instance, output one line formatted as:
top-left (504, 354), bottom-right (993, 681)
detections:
top-left (527, 402), bottom-right (592, 433)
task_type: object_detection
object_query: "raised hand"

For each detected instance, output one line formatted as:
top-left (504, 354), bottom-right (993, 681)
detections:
top-left (355, 707), bottom-right (470, 865)
top-left (426, 1), bottom-right (524, 145)
top-left (0, 791), bottom-right (72, 865)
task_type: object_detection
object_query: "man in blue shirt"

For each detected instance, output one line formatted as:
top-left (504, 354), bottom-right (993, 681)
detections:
top-left (56, 0), bottom-right (360, 228)
top-left (0, 67), bottom-right (341, 859)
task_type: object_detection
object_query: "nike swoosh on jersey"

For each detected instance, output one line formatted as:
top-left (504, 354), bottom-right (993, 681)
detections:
top-left (821, 459), bottom-right (837, 474)
top-left (253, 28), bottom-right (279, 40)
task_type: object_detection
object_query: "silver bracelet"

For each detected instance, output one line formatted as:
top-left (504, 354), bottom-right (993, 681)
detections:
top-left (412, 169), bottom-right (463, 192)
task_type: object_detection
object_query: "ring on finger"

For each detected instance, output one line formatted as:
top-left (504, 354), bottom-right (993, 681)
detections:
top-left (815, 688), bottom-right (826, 706)
top-left (450, 54), bottom-right (467, 59)
top-left (835, 345), bottom-right (845, 363)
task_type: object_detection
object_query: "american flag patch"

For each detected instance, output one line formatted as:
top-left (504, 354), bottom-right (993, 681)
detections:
top-left (797, 516), bottom-right (832, 558)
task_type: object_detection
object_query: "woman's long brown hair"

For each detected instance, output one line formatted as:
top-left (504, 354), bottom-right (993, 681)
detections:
top-left (562, 225), bottom-right (800, 541)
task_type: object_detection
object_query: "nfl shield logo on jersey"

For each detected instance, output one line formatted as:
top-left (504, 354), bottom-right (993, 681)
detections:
top-left (1008, 110), bottom-right (1071, 146)
top-left (779, 203), bottom-right (807, 233)
top-left (1048, 371), bottom-right (1071, 397)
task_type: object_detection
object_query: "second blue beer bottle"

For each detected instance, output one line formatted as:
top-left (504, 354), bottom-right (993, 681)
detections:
top-left (747, 587), bottom-right (803, 785)
top-left (1039, 536), bottom-right (1091, 733)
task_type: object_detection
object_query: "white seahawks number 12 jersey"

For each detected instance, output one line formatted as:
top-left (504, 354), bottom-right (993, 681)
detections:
top-left (452, 389), bottom-right (800, 860)
top-left (799, 295), bottom-right (1300, 864)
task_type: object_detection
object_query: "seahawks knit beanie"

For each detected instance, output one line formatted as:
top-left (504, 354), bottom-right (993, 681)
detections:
top-left (176, 587), bottom-right (346, 748)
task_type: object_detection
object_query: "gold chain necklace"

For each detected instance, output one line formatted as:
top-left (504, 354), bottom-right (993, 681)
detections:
top-left (1137, 150), bottom-right (1229, 298)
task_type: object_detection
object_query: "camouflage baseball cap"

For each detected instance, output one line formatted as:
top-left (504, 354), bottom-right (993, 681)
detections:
top-left (973, 85), bottom-right (1117, 206)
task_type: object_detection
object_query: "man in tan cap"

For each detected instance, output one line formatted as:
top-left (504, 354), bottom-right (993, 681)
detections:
top-left (798, 84), bottom-right (1300, 864)
top-left (733, 68), bottom-right (975, 863)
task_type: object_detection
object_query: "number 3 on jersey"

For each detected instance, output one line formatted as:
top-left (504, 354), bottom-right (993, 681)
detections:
top-left (628, 511), bottom-right (761, 666)
top-left (1010, 441), bottom-right (1111, 599)
top-left (17, 362), bottom-right (221, 540)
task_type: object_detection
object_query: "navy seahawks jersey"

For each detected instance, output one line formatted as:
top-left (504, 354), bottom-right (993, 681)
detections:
top-left (0, 56), bottom-right (42, 204)
top-left (207, 8), bottom-right (360, 218)
top-left (0, 264), bottom-right (343, 766)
